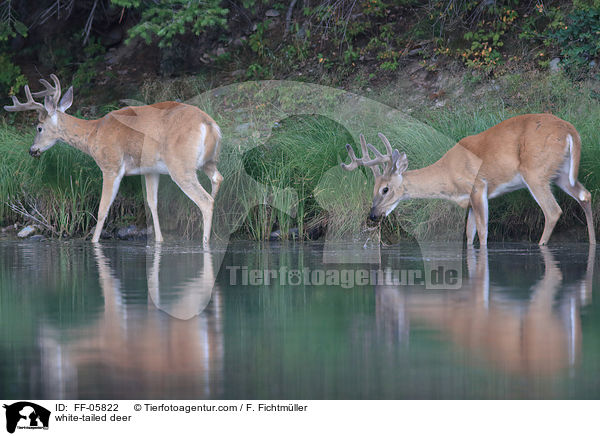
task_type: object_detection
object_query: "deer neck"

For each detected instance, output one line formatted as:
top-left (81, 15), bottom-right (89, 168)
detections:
top-left (401, 161), bottom-right (465, 203)
top-left (56, 113), bottom-right (98, 156)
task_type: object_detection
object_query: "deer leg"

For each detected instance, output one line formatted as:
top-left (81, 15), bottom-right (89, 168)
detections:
top-left (144, 174), bottom-right (163, 242)
top-left (202, 161), bottom-right (223, 198)
top-left (466, 207), bottom-right (477, 245)
top-left (556, 175), bottom-right (596, 244)
top-left (469, 182), bottom-right (489, 246)
top-left (522, 176), bottom-right (562, 245)
top-left (169, 170), bottom-right (214, 248)
top-left (92, 171), bottom-right (124, 243)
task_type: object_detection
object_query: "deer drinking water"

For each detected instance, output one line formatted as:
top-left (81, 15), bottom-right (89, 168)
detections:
top-left (342, 115), bottom-right (596, 245)
top-left (4, 74), bottom-right (223, 247)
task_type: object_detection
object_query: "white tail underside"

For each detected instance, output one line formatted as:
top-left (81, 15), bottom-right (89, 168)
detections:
top-left (567, 134), bottom-right (575, 186)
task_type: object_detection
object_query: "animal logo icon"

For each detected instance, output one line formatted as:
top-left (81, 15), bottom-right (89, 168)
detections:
top-left (3, 402), bottom-right (50, 434)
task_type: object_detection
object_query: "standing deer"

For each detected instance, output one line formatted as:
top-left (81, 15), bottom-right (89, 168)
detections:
top-left (4, 74), bottom-right (223, 246)
top-left (342, 114), bottom-right (596, 245)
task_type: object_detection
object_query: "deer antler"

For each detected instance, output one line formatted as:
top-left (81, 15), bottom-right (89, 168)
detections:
top-left (31, 74), bottom-right (62, 105)
top-left (341, 133), bottom-right (396, 176)
top-left (4, 84), bottom-right (46, 114)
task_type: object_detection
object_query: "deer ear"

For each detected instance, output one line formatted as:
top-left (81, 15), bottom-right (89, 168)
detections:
top-left (391, 150), bottom-right (408, 175)
top-left (44, 95), bottom-right (56, 116)
top-left (58, 86), bottom-right (73, 112)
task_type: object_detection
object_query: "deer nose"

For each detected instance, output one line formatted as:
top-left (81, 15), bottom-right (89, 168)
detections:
top-left (369, 208), bottom-right (379, 222)
top-left (29, 147), bottom-right (40, 158)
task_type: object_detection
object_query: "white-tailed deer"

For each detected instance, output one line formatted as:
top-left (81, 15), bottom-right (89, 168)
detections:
top-left (342, 114), bottom-right (595, 245)
top-left (4, 74), bottom-right (223, 246)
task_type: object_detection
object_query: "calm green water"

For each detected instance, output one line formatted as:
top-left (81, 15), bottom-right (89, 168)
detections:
top-left (0, 240), bottom-right (599, 399)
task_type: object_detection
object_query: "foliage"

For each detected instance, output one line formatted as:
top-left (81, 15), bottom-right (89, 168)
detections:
top-left (460, 6), bottom-right (518, 72)
top-left (0, 1), bottom-right (26, 95)
top-left (0, 0), bottom-right (596, 95)
top-left (547, 7), bottom-right (600, 78)
top-left (0, 1), bottom-right (27, 42)
top-left (72, 38), bottom-right (107, 89)
top-left (0, 53), bottom-right (26, 96)
top-left (248, 20), bottom-right (271, 57)
top-left (118, 0), bottom-right (229, 47)
top-left (246, 62), bottom-right (271, 79)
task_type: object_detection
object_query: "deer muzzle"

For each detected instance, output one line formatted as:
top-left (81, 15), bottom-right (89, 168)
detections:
top-left (369, 207), bottom-right (382, 222)
top-left (29, 147), bottom-right (41, 158)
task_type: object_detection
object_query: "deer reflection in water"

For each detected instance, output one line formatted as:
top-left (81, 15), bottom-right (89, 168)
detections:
top-left (39, 244), bottom-right (223, 399)
top-left (376, 246), bottom-right (595, 375)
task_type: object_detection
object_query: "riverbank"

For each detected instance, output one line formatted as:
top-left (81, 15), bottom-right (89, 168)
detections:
top-left (1, 70), bottom-right (599, 243)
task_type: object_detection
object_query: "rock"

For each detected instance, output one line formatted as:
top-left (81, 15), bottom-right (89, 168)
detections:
top-left (549, 58), bottom-right (561, 73)
top-left (117, 225), bottom-right (140, 240)
top-left (116, 225), bottom-right (151, 241)
top-left (1, 224), bottom-right (17, 234)
top-left (17, 225), bottom-right (37, 238)
top-left (105, 48), bottom-right (119, 65)
top-left (235, 122), bottom-right (254, 133)
top-left (29, 235), bottom-right (44, 241)
top-left (307, 225), bottom-right (324, 241)
top-left (269, 230), bottom-right (281, 241)
top-left (101, 25), bottom-right (123, 47)
top-left (200, 53), bottom-right (212, 64)
top-left (233, 36), bottom-right (247, 47)
top-left (265, 9), bottom-right (280, 17)
top-left (90, 226), bottom-right (114, 239)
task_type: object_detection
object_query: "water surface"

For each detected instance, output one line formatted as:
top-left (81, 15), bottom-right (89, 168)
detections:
top-left (0, 240), bottom-right (598, 399)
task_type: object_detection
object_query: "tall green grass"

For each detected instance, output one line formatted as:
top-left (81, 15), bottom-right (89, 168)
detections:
top-left (242, 115), bottom-right (353, 239)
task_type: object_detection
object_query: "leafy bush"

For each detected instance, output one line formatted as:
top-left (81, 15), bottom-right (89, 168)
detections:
top-left (117, 0), bottom-right (229, 47)
top-left (0, 54), bottom-right (26, 96)
top-left (547, 7), bottom-right (600, 77)
top-left (0, 1), bottom-right (27, 95)
top-left (72, 38), bottom-right (107, 89)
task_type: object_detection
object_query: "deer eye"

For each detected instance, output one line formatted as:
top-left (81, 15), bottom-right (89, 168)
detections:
top-left (382, 187), bottom-right (389, 194)
top-left (37, 126), bottom-right (42, 133)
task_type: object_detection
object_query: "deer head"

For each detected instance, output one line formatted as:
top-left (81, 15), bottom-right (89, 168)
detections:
top-left (4, 74), bottom-right (73, 157)
top-left (341, 133), bottom-right (408, 221)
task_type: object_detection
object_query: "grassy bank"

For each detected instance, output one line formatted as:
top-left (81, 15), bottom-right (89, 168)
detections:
top-left (1, 71), bottom-right (599, 242)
